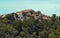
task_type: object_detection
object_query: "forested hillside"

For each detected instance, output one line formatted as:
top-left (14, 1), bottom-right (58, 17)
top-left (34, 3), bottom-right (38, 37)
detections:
top-left (0, 9), bottom-right (60, 38)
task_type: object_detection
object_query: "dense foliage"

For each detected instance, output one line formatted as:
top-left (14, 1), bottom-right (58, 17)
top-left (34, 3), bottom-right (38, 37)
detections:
top-left (0, 13), bottom-right (60, 38)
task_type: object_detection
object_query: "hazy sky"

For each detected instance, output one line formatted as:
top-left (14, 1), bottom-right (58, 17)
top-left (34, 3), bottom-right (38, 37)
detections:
top-left (0, 0), bottom-right (60, 16)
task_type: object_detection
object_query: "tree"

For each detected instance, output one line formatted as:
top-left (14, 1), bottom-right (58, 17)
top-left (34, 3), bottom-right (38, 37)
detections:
top-left (51, 14), bottom-right (57, 29)
top-left (51, 14), bottom-right (56, 22)
top-left (49, 32), bottom-right (56, 38)
top-left (6, 13), bottom-right (15, 20)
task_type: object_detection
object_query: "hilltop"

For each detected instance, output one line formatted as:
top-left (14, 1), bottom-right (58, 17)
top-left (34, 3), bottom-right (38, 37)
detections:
top-left (0, 9), bottom-right (50, 21)
top-left (0, 9), bottom-right (60, 38)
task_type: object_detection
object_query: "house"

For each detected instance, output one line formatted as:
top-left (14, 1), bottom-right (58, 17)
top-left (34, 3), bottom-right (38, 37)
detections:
top-left (16, 12), bottom-right (24, 21)
top-left (1, 14), bottom-right (7, 18)
top-left (39, 14), bottom-right (50, 20)
top-left (31, 13), bottom-right (39, 20)
top-left (17, 15), bottom-right (24, 21)
top-left (23, 9), bottom-right (34, 13)
top-left (16, 11), bottom-right (23, 15)
top-left (27, 12), bottom-right (31, 16)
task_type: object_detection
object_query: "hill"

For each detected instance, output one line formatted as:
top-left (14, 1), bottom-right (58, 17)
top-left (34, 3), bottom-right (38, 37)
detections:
top-left (0, 9), bottom-right (60, 38)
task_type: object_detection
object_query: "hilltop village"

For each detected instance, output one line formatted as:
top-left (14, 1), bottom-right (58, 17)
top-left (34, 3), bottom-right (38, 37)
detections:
top-left (0, 9), bottom-right (60, 38)
top-left (1, 9), bottom-right (50, 21)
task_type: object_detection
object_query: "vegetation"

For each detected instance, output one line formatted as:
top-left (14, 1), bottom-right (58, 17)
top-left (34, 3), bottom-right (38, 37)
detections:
top-left (0, 11), bottom-right (60, 38)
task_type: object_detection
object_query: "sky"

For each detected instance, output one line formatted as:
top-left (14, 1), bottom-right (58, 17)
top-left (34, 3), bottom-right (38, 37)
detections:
top-left (0, 0), bottom-right (60, 16)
